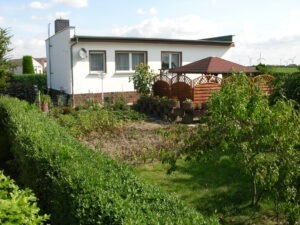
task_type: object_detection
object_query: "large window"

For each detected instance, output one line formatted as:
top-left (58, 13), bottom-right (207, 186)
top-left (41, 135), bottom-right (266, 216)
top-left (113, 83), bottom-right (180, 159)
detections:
top-left (161, 52), bottom-right (181, 70)
top-left (89, 51), bottom-right (106, 73)
top-left (116, 51), bottom-right (146, 72)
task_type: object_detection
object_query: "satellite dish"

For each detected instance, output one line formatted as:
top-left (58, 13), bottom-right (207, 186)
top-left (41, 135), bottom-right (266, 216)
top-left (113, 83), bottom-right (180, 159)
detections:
top-left (79, 48), bottom-right (87, 59)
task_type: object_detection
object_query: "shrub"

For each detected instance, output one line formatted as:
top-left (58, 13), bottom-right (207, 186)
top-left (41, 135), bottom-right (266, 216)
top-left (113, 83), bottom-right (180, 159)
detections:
top-left (270, 72), bottom-right (300, 106)
top-left (130, 63), bottom-right (155, 96)
top-left (0, 170), bottom-right (49, 224)
top-left (0, 96), bottom-right (218, 225)
top-left (12, 74), bottom-right (47, 93)
top-left (181, 74), bottom-right (300, 223)
top-left (22, 55), bottom-right (34, 74)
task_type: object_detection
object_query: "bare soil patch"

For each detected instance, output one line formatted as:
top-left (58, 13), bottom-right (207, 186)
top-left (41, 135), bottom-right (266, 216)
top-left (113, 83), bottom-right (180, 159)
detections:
top-left (82, 120), bottom-right (180, 163)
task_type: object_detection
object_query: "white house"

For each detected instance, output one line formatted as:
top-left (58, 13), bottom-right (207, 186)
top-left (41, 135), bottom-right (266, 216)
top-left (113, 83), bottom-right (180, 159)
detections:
top-left (46, 19), bottom-right (234, 105)
top-left (10, 57), bottom-right (46, 74)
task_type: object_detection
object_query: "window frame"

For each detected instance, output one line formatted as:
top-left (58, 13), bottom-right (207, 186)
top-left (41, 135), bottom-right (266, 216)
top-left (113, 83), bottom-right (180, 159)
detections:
top-left (89, 50), bottom-right (106, 74)
top-left (115, 51), bottom-right (147, 73)
top-left (161, 51), bottom-right (182, 70)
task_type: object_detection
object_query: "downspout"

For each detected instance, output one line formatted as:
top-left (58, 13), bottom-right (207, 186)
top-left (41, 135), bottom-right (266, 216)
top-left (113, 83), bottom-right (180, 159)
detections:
top-left (70, 37), bottom-right (78, 107)
top-left (48, 23), bottom-right (52, 92)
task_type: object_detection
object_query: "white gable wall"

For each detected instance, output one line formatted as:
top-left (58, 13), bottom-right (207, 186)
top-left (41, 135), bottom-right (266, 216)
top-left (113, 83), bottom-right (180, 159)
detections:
top-left (32, 58), bottom-right (43, 74)
top-left (46, 27), bottom-right (75, 94)
top-left (71, 42), bottom-right (231, 95)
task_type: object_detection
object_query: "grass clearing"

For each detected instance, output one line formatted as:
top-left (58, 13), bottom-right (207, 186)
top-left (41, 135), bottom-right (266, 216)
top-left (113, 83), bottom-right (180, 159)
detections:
top-left (134, 156), bottom-right (280, 225)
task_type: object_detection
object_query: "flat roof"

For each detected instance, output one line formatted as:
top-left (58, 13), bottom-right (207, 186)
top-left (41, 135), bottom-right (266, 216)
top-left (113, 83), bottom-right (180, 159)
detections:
top-left (71, 35), bottom-right (234, 47)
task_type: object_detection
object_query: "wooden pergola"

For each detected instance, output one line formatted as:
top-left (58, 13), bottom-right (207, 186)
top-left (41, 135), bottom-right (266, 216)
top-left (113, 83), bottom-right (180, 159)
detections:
top-left (153, 57), bottom-right (270, 106)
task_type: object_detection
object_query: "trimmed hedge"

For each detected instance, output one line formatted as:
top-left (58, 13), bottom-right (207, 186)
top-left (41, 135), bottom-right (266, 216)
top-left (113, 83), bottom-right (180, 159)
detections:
top-left (22, 55), bottom-right (34, 74)
top-left (0, 96), bottom-right (219, 225)
top-left (0, 170), bottom-right (49, 224)
top-left (0, 74), bottom-right (47, 103)
top-left (12, 74), bottom-right (47, 93)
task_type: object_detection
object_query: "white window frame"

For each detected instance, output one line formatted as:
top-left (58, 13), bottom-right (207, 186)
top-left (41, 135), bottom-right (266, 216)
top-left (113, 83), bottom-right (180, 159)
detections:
top-left (115, 51), bottom-right (147, 73)
top-left (89, 51), bottom-right (106, 74)
top-left (161, 52), bottom-right (182, 70)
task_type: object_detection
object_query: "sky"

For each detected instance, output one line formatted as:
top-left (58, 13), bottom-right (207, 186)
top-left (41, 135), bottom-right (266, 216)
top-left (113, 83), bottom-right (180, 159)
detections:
top-left (1, 0), bottom-right (300, 66)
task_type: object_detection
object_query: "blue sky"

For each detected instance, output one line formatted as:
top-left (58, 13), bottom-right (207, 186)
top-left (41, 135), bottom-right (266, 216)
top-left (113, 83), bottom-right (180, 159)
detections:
top-left (1, 0), bottom-right (300, 65)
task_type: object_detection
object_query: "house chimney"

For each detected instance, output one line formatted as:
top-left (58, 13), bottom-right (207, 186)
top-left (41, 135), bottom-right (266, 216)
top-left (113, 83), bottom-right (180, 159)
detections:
top-left (55, 19), bottom-right (70, 33)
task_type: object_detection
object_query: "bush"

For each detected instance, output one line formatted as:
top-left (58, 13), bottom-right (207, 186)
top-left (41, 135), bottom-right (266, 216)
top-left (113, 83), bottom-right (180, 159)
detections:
top-left (0, 170), bottom-right (49, 224)
top-left (22, 55), bottom-right (34, 74)
top-left (12, 74), bottom-right (47, 93)
top-left (270, 72), bottom-right (300, 106)
top-left (182, 74), bottom-right (300, 223)
top-left (130, 63), bottom-right (155, 96)
top-left (0, 96), bottom-right (218, 225)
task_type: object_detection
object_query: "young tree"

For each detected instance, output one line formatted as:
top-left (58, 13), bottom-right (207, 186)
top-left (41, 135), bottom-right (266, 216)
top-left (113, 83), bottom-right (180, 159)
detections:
top-left (183, 74), bottom-right (299, 222)
top-left (130, 63), bottom-right (155, 96)
top-left (22, 55), bottom-right (34, 74)
top-left (0, 28), bottom-right (13, 92)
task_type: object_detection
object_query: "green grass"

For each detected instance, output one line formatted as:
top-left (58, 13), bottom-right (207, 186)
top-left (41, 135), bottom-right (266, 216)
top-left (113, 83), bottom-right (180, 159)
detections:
top-left (267, 66), bottom-right (298, 74)
top-left (134, 156), bottom-right (278, 224)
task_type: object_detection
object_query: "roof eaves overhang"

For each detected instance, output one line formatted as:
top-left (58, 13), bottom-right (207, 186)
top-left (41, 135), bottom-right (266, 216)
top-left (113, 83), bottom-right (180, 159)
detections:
top-left (71, 36), bottom-right (234, 47)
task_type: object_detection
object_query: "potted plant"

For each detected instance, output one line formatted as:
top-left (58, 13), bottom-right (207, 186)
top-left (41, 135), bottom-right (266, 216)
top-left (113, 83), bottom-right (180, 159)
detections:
top-left (40, 94), bottom-right (51, 112)
top-left (182, 98), bottom-right (193, 111)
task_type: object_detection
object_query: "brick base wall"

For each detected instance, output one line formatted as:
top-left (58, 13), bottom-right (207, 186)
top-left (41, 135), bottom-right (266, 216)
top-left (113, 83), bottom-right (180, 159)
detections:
top-left (49, 89), bottom-right (139, 106)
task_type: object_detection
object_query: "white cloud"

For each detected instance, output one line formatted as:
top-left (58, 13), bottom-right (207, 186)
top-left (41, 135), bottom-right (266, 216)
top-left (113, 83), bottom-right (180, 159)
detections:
top-left (11, 37), bottom-right (45, 58)
top-left (28, 0), bottom-right (87, 9)
top-left (112, 15), bottom-right (219, 39)
top-left (47, 11), bottom-right (71, 20)
top-left (231, 10), bottom-right (300, 65)
top-left (52, 0), bottom-right (88, 8)
top-left (28, 1), bottom-right (50, 9)
top-left (30, 11), bottom-right (70, 21)
top-left (137, 7), bottom-right (158, 15)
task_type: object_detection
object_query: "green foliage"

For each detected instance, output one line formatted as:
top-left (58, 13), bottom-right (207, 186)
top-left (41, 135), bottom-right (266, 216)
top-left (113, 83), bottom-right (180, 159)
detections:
top-left (270, 72), bottom-right (300, 106)
top-left (0, 28), bottom-right (13, 92)
top-left (0, 170), bottom-right (49, 224)
top-left (130, 63), bottom-right (155, 96)
top-left (54, 108), bottom-right (120, 138)
top-left (12, 74), bottom-right (47, 93)
top-left (182, 74), bottom-right (300, 223)
top-left (39, 93), bottom-right (51, 104)
top-left (22, 55), bottom-right (34, 74)
top-left (256, 63), bottom-right (270, 74)
top-left (0, 96), bottom-right (216, 225)
top-left (256, 65), bottom-right (298, 75)
top-left (109, 108), bottom-right (147, 122)
top-left (53, 106), bottom-right (146, 138)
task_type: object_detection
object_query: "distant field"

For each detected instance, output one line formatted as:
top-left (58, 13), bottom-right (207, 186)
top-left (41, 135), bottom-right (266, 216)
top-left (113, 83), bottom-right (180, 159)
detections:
top-left (267, 66), bottom-right (298, 73)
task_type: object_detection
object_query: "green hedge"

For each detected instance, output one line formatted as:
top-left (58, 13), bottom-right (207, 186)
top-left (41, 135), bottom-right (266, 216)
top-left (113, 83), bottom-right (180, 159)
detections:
top-left (22, 55), bottom-right (35, 74)
top-left (0, 170), bottom-right (49, 224)
top-left (0, 74), bottom-right (47, 103)
top-left (12, 74), bottom-right (47, 93)
top-left (0, 96), bottom-right (218, 225)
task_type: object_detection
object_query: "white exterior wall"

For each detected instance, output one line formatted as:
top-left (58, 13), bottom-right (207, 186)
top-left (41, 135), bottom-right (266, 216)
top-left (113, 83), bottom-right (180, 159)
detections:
top-left (32, 58), bottom-right (43, 74)
top-left (46, 27), bottom-right (75, 94)
top-left (71, 42), bottom-right (231, 94)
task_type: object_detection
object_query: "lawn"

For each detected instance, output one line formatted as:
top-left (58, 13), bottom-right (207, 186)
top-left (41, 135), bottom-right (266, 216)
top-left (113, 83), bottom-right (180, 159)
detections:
top-left (134, 157), bottom-right (279, 225)
top-left (267, 66), bottom-right (298, 74)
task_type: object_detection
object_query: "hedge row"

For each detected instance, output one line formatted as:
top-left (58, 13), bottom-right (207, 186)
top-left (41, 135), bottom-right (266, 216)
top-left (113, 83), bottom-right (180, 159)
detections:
top-left (0, 96), bottom-right (219, 225)
top-left (11, 74), bottom-right (47, 93)
top-left (0, 74), bottom-right (47, 103)
top-left (0, 170), bottom-right (49, 224)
